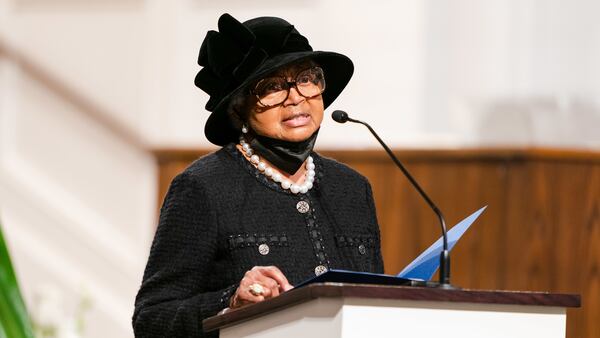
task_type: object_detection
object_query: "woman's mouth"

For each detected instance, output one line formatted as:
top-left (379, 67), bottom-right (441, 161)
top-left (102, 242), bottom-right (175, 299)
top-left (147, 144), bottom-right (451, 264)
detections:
top-left (282, 113), bottom-right (311, 127)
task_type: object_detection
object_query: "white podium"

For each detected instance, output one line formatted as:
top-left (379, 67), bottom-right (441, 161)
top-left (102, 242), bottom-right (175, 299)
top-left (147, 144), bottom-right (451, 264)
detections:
top-left (204, 283), bottom-right (580, 338)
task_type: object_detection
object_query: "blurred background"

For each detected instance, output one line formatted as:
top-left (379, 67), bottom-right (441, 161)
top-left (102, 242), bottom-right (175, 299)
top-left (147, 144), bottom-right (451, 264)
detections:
top-left (0, 0), bottom-right (598, 337)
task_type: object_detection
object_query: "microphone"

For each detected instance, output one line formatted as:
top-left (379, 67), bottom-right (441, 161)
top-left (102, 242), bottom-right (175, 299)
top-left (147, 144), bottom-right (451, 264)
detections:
top-left (332, 110), bottom-right (452, 288)
top-left (331, 110), bottom-right (350, 123)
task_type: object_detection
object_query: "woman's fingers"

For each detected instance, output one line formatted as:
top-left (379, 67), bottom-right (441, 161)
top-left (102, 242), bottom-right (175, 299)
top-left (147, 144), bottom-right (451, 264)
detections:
top-left (231, 292), bottom-right (264, 308)
top-left (254, 274), bottom-right (280, 298)
top-left (245, 269), bottom-right (280, 299)
top-left (230, 277), bottom-right (264, 308)
top-left (230, 266), bottom-right (292, 309)
top-left (252, 266), bottom-right (293, 292)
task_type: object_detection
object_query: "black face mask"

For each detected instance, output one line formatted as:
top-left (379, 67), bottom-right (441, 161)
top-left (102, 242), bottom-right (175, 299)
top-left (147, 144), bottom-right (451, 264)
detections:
top-left (249, 129), bottom-right (319, 175)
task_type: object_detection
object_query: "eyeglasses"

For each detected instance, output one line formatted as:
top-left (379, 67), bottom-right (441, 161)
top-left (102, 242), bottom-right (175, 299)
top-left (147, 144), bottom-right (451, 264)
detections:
top-left (251, 67), bottom-right (326, 108)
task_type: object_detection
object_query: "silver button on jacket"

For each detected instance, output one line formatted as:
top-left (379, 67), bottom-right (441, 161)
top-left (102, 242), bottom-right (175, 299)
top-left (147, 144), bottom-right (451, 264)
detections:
top-left (314, 265), bottom-right (328, 276)
top-left (258, 243), bottom-right (270, 255)
top-left (296, 201), bottom-right (310, 213)
top-left (358, 244), bottom-right (367, 255)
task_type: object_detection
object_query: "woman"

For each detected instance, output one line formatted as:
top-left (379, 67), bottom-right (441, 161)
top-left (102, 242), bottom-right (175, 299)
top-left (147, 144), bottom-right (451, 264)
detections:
top-left (133, 13), bottom-right (383, 338)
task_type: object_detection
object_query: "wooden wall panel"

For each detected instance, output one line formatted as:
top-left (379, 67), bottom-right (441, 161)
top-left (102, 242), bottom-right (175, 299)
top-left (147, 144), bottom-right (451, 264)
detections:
top-left (153, 147), bottom-right (600, 338)
top-left (320, 152), bottom-right (511, 290)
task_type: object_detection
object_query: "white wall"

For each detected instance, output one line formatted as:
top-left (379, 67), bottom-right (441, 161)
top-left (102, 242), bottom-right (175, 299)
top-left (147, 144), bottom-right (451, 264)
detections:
top-left (4, 1), bottom-right (600, 150)
top-left (156, 0), bottom-right (600, 149)
top-left (0, 1), bottom-right (599, 338)
top-left (420, 0), bottom-right (600, 148)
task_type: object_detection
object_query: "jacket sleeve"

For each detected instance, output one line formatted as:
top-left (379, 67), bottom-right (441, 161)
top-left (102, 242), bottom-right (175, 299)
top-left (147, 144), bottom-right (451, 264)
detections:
top-left (132, 172), bottom-right (236, 338)
top-left (365, 180), bottom-right (385, 274)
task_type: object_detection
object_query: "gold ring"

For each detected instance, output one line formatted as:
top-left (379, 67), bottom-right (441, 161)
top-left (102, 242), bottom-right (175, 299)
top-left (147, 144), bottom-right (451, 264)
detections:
top-left (248, 283), bottom-right (265, 296)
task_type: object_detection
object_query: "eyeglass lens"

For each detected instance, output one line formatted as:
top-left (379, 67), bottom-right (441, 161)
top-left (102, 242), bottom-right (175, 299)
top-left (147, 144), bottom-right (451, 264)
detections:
top-left (253, 67), bottom-right (326, 107)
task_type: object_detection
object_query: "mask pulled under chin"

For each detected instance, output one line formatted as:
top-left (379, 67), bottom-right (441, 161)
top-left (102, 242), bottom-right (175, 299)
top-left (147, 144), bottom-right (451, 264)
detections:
top-left (249, 129), bottom-right (319, 175)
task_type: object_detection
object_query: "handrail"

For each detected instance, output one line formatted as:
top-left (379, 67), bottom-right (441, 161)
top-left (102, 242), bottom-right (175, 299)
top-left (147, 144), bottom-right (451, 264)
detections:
top-left (152, 147), bottom-right (600, 163)
top-left (0, 38), bottom-right (147, 150)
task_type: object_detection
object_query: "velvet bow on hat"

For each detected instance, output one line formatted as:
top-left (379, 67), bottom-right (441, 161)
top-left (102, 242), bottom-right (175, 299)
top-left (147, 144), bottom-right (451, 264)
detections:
top-left (195, 13), bottom-right (354, 146)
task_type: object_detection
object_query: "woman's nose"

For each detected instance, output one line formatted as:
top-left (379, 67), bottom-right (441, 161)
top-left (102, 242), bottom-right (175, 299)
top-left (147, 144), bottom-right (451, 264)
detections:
top-left (283, 86), bottom-right (305, 106)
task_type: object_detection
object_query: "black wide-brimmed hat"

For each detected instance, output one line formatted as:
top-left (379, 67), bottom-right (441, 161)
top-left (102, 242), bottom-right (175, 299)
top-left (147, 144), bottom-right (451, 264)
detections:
top-left (195, 13), bottom-right (354, 146)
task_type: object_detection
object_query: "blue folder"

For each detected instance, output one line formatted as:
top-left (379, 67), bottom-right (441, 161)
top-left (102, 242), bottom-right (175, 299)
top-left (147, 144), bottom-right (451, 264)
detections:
top-left (295, 206), bottom-right (487, 288)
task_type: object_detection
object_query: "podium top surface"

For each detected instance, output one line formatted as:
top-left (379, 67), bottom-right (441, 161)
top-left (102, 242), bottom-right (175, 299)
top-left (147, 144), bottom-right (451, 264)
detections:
top-left (203, 283), bottom-right (580, 332)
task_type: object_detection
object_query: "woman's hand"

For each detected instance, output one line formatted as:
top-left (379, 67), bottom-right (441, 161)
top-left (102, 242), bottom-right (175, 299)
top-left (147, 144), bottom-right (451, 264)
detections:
top-left (229, 266), bottom-right (294, 309)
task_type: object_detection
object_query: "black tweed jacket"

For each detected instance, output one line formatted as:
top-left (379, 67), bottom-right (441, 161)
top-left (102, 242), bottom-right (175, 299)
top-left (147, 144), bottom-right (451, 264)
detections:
top-left (133, 144), bottom-right (384, 338)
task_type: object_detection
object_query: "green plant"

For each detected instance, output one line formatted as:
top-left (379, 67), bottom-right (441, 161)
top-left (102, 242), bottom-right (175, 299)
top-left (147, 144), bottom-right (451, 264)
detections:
top-left (0, 221), bottom-right (35, 338)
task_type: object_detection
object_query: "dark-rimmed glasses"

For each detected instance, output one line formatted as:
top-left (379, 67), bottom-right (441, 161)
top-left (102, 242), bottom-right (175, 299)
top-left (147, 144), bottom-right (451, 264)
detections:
top-left (251, 67), bottom-right (326, 108)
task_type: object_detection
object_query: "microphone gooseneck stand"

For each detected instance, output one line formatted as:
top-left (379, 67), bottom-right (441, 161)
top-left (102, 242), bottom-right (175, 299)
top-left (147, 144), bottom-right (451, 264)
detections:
top-left (331, 110), bottom-right (453, 288)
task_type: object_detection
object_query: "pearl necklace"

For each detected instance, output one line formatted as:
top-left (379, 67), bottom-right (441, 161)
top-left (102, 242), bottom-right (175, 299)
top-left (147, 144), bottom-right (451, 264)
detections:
top-left (239, 137), bottom-right (316, 194)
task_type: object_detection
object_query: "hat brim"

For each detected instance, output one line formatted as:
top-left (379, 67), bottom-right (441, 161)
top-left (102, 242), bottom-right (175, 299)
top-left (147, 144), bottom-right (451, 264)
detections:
top-left (201, 51), bottom-right (354, 146)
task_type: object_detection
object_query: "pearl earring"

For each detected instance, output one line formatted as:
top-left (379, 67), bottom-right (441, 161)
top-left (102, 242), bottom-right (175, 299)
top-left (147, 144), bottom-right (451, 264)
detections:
top-left (241, 124), bottom-right (248, 134)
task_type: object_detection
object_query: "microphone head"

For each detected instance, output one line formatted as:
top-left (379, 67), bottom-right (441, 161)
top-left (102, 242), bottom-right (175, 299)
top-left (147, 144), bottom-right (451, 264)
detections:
top-left (331, 110), bottom-right (349, 123)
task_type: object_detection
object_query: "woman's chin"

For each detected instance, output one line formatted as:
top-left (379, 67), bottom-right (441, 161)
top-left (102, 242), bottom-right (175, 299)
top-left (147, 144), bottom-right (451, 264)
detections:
top-left (280, 126), bottom-right (317, 142)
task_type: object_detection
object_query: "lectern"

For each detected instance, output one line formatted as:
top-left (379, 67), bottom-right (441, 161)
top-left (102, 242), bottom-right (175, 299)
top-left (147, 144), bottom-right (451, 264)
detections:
top-left (204, 283), bottom-right (580, 338)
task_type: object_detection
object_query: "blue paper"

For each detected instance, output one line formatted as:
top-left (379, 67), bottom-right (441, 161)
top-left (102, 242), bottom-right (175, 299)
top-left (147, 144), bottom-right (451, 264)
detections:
top-left (397, 206), bottom-right (487, 281)
top-left (294, 206), bottom-right (487, 288)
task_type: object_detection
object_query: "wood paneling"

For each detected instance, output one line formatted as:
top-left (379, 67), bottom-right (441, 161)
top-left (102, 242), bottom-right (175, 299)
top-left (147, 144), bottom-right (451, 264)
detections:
top-left (153, 147), bottom-right (600, 338)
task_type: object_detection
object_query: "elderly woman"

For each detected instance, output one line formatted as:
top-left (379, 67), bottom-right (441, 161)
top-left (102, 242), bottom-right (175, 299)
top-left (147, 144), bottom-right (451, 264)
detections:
top-left (133, 13), bottom-right (383, 338)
